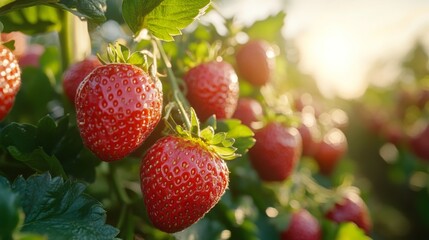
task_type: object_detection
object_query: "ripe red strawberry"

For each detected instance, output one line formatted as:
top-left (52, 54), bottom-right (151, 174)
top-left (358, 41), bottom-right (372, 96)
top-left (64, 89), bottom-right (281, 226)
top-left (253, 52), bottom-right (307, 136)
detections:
top-left (140, 135), bottom-right (229, 233)
top-left (63, 56), bottom-right (102, 104)
top-left (235, 40), bottom-right (275, 86)
top-left (249, 122), bottom-right (302, 181)
top-left (0, 44), bottom-right (21, 121)
top-left (326, 192), bottom-right (372, 234)
top-left (18, 44), bottom-right (44, 68)
top-left (280, 209), bottom-right (322, 240)
top-left (75, 63), bottom-right (163, 161)
top-left (298, 112), bottom-right (321, 157)
top-left (313, 128), bottom-right (347, 175)
top-left (232, 97), bottom-right (263, 128)
top-left (183, 61), bottom-right (239, 121)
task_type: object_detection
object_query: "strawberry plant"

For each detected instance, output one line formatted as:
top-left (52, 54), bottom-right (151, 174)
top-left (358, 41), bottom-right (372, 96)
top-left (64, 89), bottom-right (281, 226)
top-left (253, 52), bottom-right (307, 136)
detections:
top-left (0, 0), bottom-right (394, 239)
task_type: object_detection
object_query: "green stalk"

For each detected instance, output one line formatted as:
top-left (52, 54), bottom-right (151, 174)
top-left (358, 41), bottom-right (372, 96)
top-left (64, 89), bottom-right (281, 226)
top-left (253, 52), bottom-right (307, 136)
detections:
top-left (116, 204), bottom-right (127, 228)
top-left (109, 163), bottom-right (131, 204)
top-left (153, 38), bottom-right (192, 131)
top-left (58, 10), bottom-right (74, 72)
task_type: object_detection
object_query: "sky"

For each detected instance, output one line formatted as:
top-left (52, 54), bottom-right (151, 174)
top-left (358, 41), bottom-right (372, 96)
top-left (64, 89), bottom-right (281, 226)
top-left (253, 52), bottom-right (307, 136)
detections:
top-left (206, 0), bottom-right (429, 99)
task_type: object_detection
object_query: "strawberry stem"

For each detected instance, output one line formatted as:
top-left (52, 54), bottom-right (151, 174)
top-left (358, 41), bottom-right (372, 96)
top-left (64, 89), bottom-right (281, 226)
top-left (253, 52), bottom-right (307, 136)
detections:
top-left (58, 10), bottom-right (74, 71)
top-left (109, 163), bottom-right (131, 204)
top-left (152, 38), bottom-right (192, 131)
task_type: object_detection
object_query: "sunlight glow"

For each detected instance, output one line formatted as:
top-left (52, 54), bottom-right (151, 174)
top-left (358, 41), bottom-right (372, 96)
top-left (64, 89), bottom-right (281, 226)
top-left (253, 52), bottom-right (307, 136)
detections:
top-left (300, 27), bottom-right (367, 99)
top-left (284, 0), bottom-right (429, 99)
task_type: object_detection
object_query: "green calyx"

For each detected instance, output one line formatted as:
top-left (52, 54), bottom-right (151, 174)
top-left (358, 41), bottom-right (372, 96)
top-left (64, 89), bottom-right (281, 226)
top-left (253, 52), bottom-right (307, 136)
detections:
top-left (97, 42), bottom-right (156, 77)
top-left (175, 108), bottom-right (239, 161)
top-left (2, 40), bottom-right (16, 51)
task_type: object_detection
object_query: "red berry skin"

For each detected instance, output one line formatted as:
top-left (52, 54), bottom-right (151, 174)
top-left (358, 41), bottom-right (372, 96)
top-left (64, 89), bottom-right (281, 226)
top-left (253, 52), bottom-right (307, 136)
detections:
top-left (0, 45), bottom-right (21, 121)
top-left (18, 44), bottom-right (45, 68)
top-left (140, 135), bottom-right (229, 233)
top-left (281, 209), bottom-right (322, 240)
top-left (326, 192), bottom-right (372, 234)
top-left (18, 44), bottom-right (44, 68)
top-left (232, 97), bottom-right (263, 128)
top-left (235, 40), bottom-right (275, 86)
top-left (313, 128), bottom-right (347, 175)
top-left (184, 61), bottom-right (239, 121)
top-left (409, 124), bottom-right (429, 161)
top-left (298, 112), bottom-right (321, 157)
top-left (63, 56), bottom-right (102, 104)
top-left (76, 63), bottom-right (163, 161)
top-left (249, 122), bottom-right (302, 181)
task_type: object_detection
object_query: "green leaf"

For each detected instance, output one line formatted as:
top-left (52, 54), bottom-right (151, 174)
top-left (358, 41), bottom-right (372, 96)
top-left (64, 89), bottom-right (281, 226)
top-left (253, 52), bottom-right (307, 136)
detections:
top-left (217, 119), bottom-right (255, 155)
top-left (122, 0), bottom-right (162, 34)
top-left (7, 67), bottom-right (56, 123)
top-left (0, 5), bottom-right (61, 35)
top-left (246, 11), bottom-right (286, 42)
top-left (0, 122), bottom-right (37, 154)
top-left (11, 173), bottom-right (119, 239)
top-left (0, 1), bottom-right (106, 27)
top-left (54, 126), bottom-right (99, 183)
top-left (7, 146), bottom-right (67, 178)
top-left (122, 0), bottom-right (211, 41)
top-left (39, 46), bottom-right (61, 79)
top-left (0, 178), bottom-right (21, 240)
top-left (223, 119), bottom-right (254, 139)
top-left (74, 0), bottom-right (107, 22)
top-left (0, 116), bottom-right (99, 182)
top-left (335, 223), bottom-right (371, 240)
top-left (36, 115), bottom-right (69, 155)
top-left (14, 233), bottom-right (47, 240)
top-left (0, 0), bottom-right (15, 8)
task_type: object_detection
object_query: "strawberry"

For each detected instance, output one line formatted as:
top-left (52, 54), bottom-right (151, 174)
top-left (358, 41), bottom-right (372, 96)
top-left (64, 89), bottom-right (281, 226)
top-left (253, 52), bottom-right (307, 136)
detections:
top-left (280, 209), bottom-right (322, 240)
top-left (235, 40), bottom-right (275, 86)
top-left (183, 61), bottom-right (239, 121)
top-left (140, 135), bottom-right (229, 233)
top-left (249, 122), bottom-right (302, 181)
top-left (298, 112), bottom-right (321, 157)
top-left (326, 191), bottom-right (372, 234)
top-left (18, 44), bottom-right (44, 68)
top-left (0, 44), bottom-right (21, 121)
top-left (63, 56), bottom-right (102, 104)
top-left (75, 63), bottom-right (163, 161)
top-left (313, 128), bottom-right (347, 175)
top-left (232, 97), bottom-right (263, 128)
